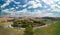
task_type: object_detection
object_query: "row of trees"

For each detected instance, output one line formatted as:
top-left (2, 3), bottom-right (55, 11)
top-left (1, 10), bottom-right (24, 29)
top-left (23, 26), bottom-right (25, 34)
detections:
top-left (11, 19), bottom-right (45, 35)
top-left (11, 19), bottom-right (45, 28)
top-left (12, 19), bottom-right (34, 35)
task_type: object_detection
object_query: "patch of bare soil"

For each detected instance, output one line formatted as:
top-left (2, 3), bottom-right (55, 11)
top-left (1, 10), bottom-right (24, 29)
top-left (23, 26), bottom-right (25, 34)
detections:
top-left (0, 18), bottom-right (14, 21)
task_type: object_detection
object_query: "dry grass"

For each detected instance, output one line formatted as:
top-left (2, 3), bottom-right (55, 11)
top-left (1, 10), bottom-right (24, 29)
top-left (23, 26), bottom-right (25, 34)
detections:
top-left (0, 18), bottom-right (14, 21)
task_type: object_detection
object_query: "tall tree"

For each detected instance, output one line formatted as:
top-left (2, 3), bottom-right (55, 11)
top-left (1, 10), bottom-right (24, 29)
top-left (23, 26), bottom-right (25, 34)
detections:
top-left (24, 20), bottom-right (34, 35)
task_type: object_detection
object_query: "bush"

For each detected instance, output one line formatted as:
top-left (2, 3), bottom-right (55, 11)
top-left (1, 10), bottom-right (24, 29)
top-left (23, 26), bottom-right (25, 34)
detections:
top-left (12, 19), bottom-right (45, 28)
top-left (12, 20), bottom-right (22, 27)
top-left (24, 21), bottom-right (34, 35)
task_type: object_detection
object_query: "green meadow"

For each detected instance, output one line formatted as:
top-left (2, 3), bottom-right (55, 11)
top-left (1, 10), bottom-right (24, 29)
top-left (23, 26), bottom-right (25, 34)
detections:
top-left (34, 21), bottom-right (60, 35)
top-left (0, 18), bottom-right (60, 35)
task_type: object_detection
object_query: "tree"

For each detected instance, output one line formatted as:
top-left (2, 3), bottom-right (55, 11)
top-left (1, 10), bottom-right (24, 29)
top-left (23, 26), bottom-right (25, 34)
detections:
top-left (12, 20), bottom-right (22, 28)
top-left (24, 26), bottom-right (34, 35)
top-left (24, 20), bottom-right (34, 35)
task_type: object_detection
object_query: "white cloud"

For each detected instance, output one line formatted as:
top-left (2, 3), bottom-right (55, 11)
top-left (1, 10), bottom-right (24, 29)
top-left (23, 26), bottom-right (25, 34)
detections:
top-left (17, 9), bottom-right (27, 13)
top-left (34, 0), bottom-right (40, 2)
top-left (30, 10), bottom-right (55, 17)
top-left (42, 0), bottom-right (54, 5)
top-left (41, 0), bottom-right (60, 11)
top-left (52, 8), bottom-right (60, 12)
top-left (53, 0), bottom-right (59, 2)
top-left (1, 0), bottom-right (10, 8)
top-left (1, 0), bottom-right (60, 17)
top-left (16, 7), bottom-right (19, 9)
top-left (1, 0), bottom-right (20, 8)
top-left (2, 9), bottom-right (28, 17)
top-left (2, 8), bottom-right (56, 17)
top-left (18, 5), bottom-right (22, 7)
top-left (42, 0), bottom-right (59, 5)
top-left (28, 1), bottom-right (37, 4)
top-left (13, 1), bottom-right (20, 4)
top-left (10, 8), bottom-right (14, 10)
top-left (43, 13), bottom-right (54, 17)
top-left (27, 1), bottom-right (42, 8)
top-left (26, 0), bottom-right (60, 12)
top-left (1, 0), bottom-right (14, 8)
top-left (55, 5), bottom-right (60, 8)
top-left (31, 3), bottom-right (42, 8)
top-left (42, 0), bottom-right (60, 12)
top-left (23, 4), bottom-right (27, 7)
top-left (50, 4), bottom-right (60, 12)
top-left (58, 2), bottom-right (60, 4)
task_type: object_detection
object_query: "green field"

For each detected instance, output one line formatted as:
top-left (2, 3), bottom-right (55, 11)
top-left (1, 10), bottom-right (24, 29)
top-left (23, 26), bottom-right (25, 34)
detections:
top-left (34, 21), bottom-right (60, 35)
top-left (0, 19), bottom-right (60, 35)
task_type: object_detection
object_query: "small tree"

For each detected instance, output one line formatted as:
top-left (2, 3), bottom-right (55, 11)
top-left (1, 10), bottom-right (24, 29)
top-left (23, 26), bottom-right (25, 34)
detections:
top-left (12, 20), bottom-right (22, 28)
top-left (24, 20), bottom-right (34, 35)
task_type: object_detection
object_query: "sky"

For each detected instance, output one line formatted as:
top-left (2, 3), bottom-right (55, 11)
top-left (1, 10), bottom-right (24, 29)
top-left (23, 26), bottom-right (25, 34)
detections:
top-left (0, 0), bottom-right (60, 17)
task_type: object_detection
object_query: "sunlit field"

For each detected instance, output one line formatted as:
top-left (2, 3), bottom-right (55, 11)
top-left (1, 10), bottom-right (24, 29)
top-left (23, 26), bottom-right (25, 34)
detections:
top-left (0, 18), bottom-right (60, 35)
top-left (34, 21), bottom-right (60, 35)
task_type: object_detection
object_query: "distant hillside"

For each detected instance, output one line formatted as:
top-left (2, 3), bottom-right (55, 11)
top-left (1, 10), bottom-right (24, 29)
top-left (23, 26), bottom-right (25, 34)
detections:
top-left (0, 17), bottom-right (60, 21)
top-left (0, 18), bottom-right (14, 21)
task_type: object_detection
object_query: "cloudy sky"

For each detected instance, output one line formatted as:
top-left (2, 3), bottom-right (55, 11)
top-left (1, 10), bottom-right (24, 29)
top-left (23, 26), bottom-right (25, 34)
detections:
top-left (0, 0), bottom-right (60, 17)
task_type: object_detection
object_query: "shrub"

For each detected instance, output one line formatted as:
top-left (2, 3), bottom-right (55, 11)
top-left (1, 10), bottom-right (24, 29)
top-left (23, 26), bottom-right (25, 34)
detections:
top-left (24, 21), bottom-right (34, 35)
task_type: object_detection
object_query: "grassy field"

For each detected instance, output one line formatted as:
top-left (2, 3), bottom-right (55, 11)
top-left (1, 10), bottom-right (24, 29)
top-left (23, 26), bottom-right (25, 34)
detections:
top-left (34, 21), bottom-right (60, 35)
top-left (0, 22), bottom-right (23, 35)
top-left (0, 18), bottom-right (60, 35)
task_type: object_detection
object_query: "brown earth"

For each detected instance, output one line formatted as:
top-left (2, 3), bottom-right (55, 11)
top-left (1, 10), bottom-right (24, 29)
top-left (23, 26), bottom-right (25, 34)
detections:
top-left (0, 18), bottom-right (14, 21)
